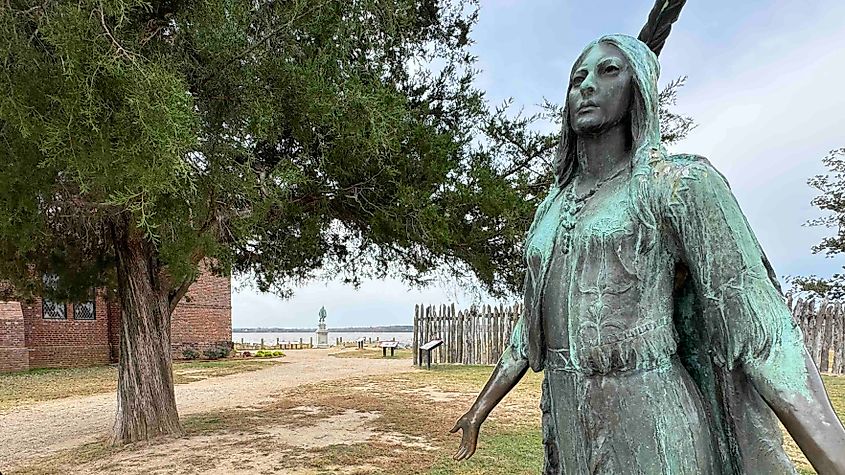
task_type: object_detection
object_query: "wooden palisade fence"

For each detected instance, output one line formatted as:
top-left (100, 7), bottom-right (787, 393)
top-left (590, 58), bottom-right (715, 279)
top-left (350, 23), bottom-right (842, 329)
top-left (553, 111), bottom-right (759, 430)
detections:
top-left (413, 298), bottom-right (845, 374)
top-left (789, 296), bottom-right (845, 374)
top-left (412, 303), bottom-right (521, 366)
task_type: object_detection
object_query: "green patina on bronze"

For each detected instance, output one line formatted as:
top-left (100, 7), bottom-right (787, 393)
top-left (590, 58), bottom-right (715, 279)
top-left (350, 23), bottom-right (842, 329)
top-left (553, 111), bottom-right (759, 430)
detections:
top-left (453, 32), bottom-right (845, 475)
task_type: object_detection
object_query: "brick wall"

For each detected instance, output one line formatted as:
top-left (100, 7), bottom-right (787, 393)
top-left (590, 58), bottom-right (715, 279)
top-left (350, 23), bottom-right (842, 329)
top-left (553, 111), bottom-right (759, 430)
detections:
top-left (106, 272), bottom-right (233, 360)
top-left (1, 268), bottom-right (231, 372)
top-left (0, 301), bottom-right (29, 372)
top-left (21, 292), bottom-right (111, 369)
top-left (171, 272), bottom-right (232, 358)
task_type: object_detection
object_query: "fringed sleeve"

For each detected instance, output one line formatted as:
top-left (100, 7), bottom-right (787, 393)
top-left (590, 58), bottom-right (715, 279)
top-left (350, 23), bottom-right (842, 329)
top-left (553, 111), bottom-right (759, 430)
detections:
top-left (506, 272), bottom-right (531, 363)
top-left (508, 310), bottom-right (528, 361)
top-left (663, 157), bottom-right (809, 395)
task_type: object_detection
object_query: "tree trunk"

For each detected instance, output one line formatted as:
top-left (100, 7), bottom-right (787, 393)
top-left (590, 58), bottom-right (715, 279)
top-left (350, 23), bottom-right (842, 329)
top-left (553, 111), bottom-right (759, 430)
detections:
top-left (110, 217), bottom-right (183, 444)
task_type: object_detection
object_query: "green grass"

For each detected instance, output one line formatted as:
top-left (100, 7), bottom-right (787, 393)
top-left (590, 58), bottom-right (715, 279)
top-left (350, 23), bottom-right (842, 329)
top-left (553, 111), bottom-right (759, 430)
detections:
top-left (0, 357), bottom-right (284, 411)
top-left (0, 365), bottom-right (118, 411)
top-left (429, 424), bottom-right (543, 475)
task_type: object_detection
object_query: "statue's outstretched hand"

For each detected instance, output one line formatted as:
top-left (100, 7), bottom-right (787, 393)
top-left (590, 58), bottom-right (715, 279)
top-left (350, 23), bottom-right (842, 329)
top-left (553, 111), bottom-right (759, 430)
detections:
top-left (450, 412), bottom-right (480, 461)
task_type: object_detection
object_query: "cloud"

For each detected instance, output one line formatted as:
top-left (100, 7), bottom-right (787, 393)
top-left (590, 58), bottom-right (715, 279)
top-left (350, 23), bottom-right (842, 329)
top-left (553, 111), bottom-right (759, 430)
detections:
top-left (665, 4), bottom-right (845, 279)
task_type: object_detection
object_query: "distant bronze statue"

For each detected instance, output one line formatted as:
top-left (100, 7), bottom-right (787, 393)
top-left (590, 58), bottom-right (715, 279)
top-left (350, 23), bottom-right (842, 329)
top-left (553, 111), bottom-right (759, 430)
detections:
top-left (451, 2), bottom-right (845, 473)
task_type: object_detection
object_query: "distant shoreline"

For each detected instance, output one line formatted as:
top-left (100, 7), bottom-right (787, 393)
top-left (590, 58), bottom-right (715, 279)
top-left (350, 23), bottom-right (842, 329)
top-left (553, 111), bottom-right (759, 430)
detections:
top-left (233, 325), bottom-right (413, 333)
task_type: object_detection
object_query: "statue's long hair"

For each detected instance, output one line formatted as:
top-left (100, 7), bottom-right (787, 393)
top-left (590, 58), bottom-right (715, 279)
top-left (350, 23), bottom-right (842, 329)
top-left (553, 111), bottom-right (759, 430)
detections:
top-left (553, 34), bottom-right (663, 229)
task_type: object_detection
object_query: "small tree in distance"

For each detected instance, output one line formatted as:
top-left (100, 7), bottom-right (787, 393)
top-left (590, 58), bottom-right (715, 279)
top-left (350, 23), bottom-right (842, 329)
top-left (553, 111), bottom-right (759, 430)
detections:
top-left (790, 148), bottom-right (845, 300)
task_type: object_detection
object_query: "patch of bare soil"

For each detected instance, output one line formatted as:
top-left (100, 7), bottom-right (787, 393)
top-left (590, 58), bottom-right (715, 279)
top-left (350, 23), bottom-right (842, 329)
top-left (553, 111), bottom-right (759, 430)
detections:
top-left (62, 407), bottom-right (435, 475)
top-left (399, 384), bottom-right (473, 403)
top-left (0, 349), bottom-right (412, 473)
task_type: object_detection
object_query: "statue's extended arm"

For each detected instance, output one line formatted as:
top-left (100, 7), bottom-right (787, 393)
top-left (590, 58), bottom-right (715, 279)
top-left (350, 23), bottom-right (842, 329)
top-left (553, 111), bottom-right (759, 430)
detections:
top-left (746, 349), bottom-right (845, 474)
top-left (450, 345), bottom-right (528, 460)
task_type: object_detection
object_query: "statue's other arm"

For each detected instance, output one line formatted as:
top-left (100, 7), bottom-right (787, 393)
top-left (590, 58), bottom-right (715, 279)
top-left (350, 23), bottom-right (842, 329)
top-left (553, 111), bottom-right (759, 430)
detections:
top-left (666, 160), bottom-right (845, 474)
top-left (747, 348), bottom-right (845, 474)
top-left (450, 344), bottom-right (529, 460)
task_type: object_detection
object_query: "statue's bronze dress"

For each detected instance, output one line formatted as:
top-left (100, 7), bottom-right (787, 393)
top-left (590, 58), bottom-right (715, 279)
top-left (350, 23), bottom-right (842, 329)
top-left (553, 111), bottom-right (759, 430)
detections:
top-left (509, 35), bottom-right (807, 475)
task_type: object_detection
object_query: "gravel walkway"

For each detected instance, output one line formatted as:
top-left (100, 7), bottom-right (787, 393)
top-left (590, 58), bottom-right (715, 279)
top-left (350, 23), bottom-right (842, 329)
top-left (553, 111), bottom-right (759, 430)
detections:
top-left (0, 350), bottom-right (412, 472)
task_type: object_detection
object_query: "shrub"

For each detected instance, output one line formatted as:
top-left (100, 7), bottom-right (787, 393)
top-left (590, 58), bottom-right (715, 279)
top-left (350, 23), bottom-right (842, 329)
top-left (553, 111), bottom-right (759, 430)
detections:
top-left (253, 350), bottom-right (283, 358)
top-left (203, 345), bottom-right (230, 360)
top-left (242, 351), bottom-right (252, 357)
top-left (182, 347), bottom-right (200, 360)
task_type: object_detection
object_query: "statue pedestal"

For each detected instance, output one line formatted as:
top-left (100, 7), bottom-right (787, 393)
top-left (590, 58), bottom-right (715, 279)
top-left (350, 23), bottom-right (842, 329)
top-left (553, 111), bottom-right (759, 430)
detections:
top-left (315, 322), bottom-right (329, 348)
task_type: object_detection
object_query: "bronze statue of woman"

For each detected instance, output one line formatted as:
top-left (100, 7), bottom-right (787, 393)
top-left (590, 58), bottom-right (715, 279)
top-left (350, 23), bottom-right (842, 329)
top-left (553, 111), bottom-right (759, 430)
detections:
top-left (451, 33), bottom-right (845, 474)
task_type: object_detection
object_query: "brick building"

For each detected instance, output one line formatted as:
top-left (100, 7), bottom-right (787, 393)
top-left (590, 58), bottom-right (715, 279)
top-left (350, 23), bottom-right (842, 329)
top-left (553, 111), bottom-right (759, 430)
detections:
top-left (0, 272), bottom-right (232, 373)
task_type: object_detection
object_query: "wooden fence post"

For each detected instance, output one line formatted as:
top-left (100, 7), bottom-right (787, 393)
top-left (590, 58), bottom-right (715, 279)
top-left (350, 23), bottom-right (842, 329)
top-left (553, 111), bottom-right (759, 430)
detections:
top-left (836, 303), bottom-right (845, 374)
top-left (413, 304), bottom-right (419, 366)
top-left (468, 308), bottom-right (474, 365)
top-left (821, 302), bottom-right (834, 372)
top-left (447, 304), bottom-right (454, 363)
top-left (425, 305), bottom-right (432, 364)
top-left (489, 306), bottom-right (495, 363)
top-left (453, 303), bottom-right (460, 364)
top-left (813, 300), bottom-right (827, 367)
top-left (475, 306), bottom-right (482, 365)
top-left (797, 299), bottom-right (809, 349)
top-left (410, 301), bottom-right (532, 367)
top-left (461, 310), bottom-right (469, 365)
top-left (442, 305), bottom-right (447, 364)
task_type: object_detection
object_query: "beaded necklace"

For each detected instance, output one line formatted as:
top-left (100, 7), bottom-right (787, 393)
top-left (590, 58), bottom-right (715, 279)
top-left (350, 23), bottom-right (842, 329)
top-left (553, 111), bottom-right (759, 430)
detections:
top-left (556, 165), bottom-right (629, 253)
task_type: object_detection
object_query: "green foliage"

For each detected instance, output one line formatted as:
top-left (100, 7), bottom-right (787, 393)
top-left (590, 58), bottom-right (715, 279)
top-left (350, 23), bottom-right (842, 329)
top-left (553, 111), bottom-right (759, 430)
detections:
top-left (792, 147), bottom-right (845, 299)
top-left (0, 0), bottom-right (523, 301)
top-left (202, 344), bottom-right (230, 360)
top-left (1, 0), bottom-right (201, 299)
top-left (182, 347), bottom-right (200, 360)
top-left (0, 1), bottom-right (698, 303)
top-left (657, 76), bottom-right (696, 145)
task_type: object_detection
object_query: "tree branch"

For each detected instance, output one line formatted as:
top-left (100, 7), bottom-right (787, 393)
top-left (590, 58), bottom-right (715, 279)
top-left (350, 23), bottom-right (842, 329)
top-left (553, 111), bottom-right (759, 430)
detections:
top-left (98, 3), bottom-right (137, 62)
top-left (168, 276), bottom-right (195, 314)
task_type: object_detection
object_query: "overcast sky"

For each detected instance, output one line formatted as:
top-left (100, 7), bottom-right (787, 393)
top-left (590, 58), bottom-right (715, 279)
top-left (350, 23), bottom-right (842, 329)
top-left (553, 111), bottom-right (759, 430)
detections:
top-left (233, 0), bottom-right (845, 329)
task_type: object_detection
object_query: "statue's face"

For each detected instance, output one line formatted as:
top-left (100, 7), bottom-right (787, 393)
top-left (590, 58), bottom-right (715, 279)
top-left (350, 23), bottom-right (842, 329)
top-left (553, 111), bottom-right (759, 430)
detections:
top-left (567, 43), bottom-right (633, 136)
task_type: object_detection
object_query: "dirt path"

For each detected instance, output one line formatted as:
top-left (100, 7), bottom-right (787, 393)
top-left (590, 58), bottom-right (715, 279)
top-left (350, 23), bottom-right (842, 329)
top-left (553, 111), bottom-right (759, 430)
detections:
top-left (0, 350), bottom-right (413, 472)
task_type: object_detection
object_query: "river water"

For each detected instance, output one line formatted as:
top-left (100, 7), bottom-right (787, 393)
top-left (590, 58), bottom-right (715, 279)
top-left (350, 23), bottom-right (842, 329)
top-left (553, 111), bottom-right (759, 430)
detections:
top-left (232, 331), bottom-right (414, 346)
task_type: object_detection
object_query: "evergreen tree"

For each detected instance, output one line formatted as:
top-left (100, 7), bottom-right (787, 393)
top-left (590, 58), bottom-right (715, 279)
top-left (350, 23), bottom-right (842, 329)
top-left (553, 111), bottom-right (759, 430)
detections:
top-left (0, 0), bottom-right (512, 444)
